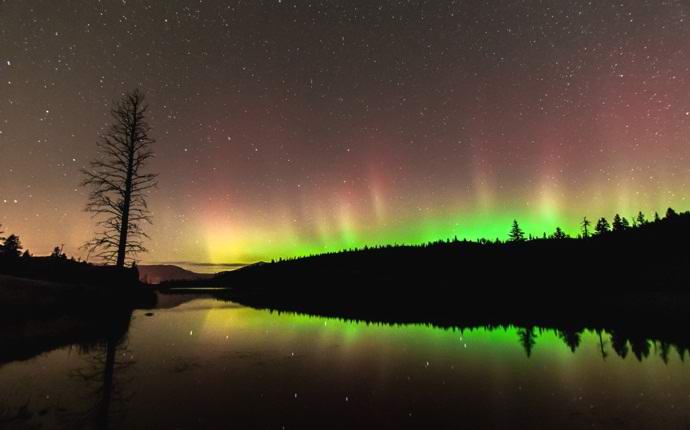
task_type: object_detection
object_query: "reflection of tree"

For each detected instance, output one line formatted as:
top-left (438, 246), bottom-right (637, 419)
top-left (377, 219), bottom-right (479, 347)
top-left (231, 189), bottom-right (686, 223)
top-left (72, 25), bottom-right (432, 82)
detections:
top-left (596, 330), bottom-right (609, 360)
top-left (677, 346), bottom-right (687, 362)
top-left (62, 312), bottom-right (135, 429)
top-left (517, 326), bottom-right (537, 357)
top-left (658, 341), bottom-right (671, 364)
top-left (557, 328), bottom-right (582, 353)
top-left (257, 304), bottom-right (690, 365)
top-left (629, 337), bottom-right (651, 361)
top-left (515, 326), bottom-right (690, 363)
top-left (73, 337), bottom-right (134, 429)
top-left (610, 332), bottom-right (629, 359)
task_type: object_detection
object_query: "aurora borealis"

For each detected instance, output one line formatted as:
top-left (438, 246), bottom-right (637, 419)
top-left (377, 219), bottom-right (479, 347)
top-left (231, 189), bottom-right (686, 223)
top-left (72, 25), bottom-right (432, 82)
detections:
top-left (2, 1), bottom-right (690, 266)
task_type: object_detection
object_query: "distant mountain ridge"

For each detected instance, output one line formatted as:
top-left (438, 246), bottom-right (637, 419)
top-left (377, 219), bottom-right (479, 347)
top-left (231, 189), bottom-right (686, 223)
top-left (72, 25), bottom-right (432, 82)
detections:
top-left (138, 264), bottom-right (214, 284)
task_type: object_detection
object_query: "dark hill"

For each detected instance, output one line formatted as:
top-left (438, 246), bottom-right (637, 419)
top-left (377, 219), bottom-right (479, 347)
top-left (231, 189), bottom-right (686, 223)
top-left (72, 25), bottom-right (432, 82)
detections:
top-left (138, 264), bottom-right (214, 284)
top-left (199, 211), bottom-right (690, 293)
top-left (0, 255), bottom-right (139, 288)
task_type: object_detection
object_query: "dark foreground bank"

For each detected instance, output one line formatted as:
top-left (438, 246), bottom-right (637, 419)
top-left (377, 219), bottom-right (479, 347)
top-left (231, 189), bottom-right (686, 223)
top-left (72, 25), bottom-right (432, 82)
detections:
top-left (0, 274), bottom-right (155, 319)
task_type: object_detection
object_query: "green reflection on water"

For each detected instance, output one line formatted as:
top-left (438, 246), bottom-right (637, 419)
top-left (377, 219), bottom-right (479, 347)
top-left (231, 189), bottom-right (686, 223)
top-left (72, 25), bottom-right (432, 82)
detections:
top-left (2, 298), bottom-right (690, 429)
top-left (158, 299), bottom-right (678, 364)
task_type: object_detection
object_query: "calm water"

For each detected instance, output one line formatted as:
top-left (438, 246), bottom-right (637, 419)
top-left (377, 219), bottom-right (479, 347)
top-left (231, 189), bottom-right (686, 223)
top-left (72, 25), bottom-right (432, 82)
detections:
top-left (1, 297), bottom-right (690, 429)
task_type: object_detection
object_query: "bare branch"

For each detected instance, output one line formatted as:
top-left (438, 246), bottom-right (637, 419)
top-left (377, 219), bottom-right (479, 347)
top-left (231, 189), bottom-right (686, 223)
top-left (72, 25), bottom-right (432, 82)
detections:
top-left (81, 89), bottom-right (157, 267)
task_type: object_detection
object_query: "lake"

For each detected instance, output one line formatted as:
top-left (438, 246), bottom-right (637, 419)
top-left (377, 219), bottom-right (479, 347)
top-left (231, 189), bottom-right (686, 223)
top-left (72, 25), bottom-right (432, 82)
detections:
top-left (1, 296), bottom-right (689, 429)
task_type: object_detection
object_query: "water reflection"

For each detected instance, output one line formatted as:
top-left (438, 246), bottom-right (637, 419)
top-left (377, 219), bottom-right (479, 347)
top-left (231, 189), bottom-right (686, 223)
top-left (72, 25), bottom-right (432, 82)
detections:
top-left (63, 334), bottom-right (134, 429)
top-left (1, 298), bottom-right (690, 429)
top-left (0, 310), bottom-right (133, 429)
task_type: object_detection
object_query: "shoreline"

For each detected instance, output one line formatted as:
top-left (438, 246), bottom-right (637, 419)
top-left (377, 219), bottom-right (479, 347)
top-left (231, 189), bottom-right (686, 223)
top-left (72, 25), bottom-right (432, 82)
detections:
top-left (0, 274), bottom-right (156, 320)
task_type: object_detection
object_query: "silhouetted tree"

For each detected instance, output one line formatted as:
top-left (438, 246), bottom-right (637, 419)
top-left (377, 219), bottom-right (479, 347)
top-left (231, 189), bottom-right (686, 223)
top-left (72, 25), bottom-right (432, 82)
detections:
top-left (666, 207), bottom-right (678, 219)
top-left (580, 217), bottom-right (591, 238)
top-left (1, 234), bottom-right (22, 258)
top-left (612, 214), bottom-right (625, 232)
top-left (595, 217), bottom-right (610, 235)
top-left (51, 245), bottom-right (66, 259)
top-left (552, 227), bottom-right (567, 239)
top-left (81, 89), bottom-right (157, 267)
top-left (635, 211), bottom-right (647, 226)
top-left (509, 219), bottom-right (525, 242)
top-left (654, 211), bottom-right (661, 222)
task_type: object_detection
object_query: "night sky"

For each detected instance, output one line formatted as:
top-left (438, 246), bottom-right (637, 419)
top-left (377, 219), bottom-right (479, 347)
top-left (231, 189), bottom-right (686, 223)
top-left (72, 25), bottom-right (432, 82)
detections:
top-left (2, 1), bottom-right (689, 266)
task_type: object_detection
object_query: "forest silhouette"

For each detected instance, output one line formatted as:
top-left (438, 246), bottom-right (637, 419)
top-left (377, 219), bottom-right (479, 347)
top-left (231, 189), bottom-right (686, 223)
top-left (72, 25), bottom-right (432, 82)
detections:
top-left (167, 207), bottom-right (690, 292)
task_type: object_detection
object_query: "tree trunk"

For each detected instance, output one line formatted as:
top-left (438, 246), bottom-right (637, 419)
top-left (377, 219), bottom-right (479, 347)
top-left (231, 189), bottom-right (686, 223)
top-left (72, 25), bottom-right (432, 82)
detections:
top-left (116, 116), bottom-right (137, 268)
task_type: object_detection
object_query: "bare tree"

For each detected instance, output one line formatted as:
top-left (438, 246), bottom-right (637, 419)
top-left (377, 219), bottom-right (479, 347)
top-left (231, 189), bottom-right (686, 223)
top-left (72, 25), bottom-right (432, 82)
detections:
top-left (580, 216), bottom-right (591, 238)
top-left (81, 89), bottom-right (157, 267)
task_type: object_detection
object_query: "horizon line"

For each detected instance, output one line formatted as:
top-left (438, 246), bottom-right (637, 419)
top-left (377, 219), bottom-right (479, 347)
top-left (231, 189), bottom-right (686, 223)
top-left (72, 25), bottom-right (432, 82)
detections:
top-left (143, 261), bottom-right (252, 268)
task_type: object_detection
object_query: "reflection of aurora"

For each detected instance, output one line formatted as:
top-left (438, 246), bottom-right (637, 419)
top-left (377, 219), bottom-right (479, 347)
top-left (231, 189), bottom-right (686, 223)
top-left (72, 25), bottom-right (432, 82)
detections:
top-left (185, 300), bottom-right (686, 363)
top-left (3, 299), bottom-right (690, 429)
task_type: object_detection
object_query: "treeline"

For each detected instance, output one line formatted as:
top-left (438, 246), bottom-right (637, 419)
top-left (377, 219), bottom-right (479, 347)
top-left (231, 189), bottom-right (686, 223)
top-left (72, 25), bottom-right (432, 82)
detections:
top-left (0, 223), bottom-right (71, 260)
top-left (0, 224), bottom-right (139, 288)
top-left (192, 205), bottom-right (690, 299)
top-left (266, 206), bottom-right (686, 264)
